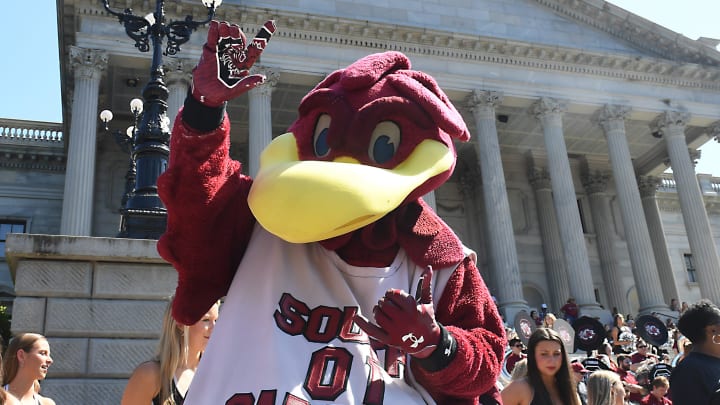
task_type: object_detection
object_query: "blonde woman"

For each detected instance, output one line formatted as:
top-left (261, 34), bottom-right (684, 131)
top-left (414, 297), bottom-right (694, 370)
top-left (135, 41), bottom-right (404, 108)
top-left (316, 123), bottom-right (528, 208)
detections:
top-left (586, 370), bottom-right (626, 405)
top-left (121, 297), bottom-right (219, 405)
top-left (2, 333), bottom-right (54, 405)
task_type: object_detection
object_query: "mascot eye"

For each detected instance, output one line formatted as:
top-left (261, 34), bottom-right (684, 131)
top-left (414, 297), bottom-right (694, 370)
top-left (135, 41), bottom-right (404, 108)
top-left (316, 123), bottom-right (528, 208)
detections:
top-left (369, 121), bottom-right (400, 164)
top-left (313, 114), bottom-right (332, 157)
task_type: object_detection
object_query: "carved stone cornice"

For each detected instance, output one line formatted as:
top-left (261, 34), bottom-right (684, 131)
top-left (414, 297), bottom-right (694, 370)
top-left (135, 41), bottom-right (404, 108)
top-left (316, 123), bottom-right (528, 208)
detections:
top-left (582, 171), bottom-right (610, 195)
top-left (84, 2), bottom-right (720, 91)
top-left (710, 122), bottom-right (720, 143)
top-left (249, 65), bottom-right (280, 96)
top-left (530, 98), bottom-right (566, 124)
top-left (458, 164), bottom-right (481, 197)
top-left (529, 167), bottom-right (552, 191)
top-left (650, 111), bottom-right (692, 139)
top-left (638, 176), bottom-right (661, 198)
top-left (531, 0), bottom-right (720, 67)
top-left (466, 90), bottom-right (504, 118)
top-left (597, 104), bottom-right (631, 134)
top-left (69, 46), bottom-right (108, 80)
top-left (163, 58), bottom-right (194, 86)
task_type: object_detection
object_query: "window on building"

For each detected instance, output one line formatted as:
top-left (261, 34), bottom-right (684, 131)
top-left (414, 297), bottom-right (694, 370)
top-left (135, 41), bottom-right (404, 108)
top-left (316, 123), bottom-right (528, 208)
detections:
top-left (577, 199), bottom-right (588, 234)
top-left (0, 220), bottom-right (26, 260)
top-left (683, 253), bottom-right (696, 283)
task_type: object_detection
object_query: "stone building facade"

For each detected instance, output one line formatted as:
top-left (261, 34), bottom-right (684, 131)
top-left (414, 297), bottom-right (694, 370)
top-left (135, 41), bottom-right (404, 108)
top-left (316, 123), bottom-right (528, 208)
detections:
top-left (1, 0), bottom-right (720, 401)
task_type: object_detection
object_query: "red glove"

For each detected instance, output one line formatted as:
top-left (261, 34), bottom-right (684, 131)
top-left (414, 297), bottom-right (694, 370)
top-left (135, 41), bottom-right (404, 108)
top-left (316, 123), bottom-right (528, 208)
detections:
top-left (191, 20), bottom-right (277, 107)
top-left (354, 266), bottom-right (441, 358)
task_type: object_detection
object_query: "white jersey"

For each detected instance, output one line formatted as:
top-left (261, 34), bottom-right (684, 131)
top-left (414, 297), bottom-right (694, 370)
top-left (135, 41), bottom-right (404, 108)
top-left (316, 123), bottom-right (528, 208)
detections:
top-left (185, 224), bottom-right (461, 404)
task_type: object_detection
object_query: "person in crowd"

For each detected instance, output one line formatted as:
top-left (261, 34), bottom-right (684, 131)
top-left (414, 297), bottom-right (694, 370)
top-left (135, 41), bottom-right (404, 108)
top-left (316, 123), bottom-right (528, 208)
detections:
top-left (669, 299), bottom-right (679, 313)
top-left (511, 358), bottom-right (529, 381)
top-left (598, 342), bottom-right (619, 372)
top-left (639, 376), bottom-right (671, 405)
top-left (679, 302), bottom-right (689, 315)
top-left (586, 370), bottom-right (626, 405)
top-left (540, 304), bottom-right (549, 323)
top-left (506, 337), bottom-right (528, 375)
top-left (571, 361), bottom-right (589, 405)
top-left (501, 328), bottom-right (581, 405)
top-left (631, 341), bottom-right (658, 365)
top-left (545, 313), bottom-right (557, 329)
top-left (2, 333), bottom-right (54, 405)
top-left (561, 298), bottom-right (579, 324)
top-left (615, 354), bottom-right (647, 402)
top-left (0, 352), bottom-right (18, 405)
top-left (532, 310), bottom-right (544, 327)
top-left (669, 299), bottom-right (720, 405)
top-left (121, 297), bottom-right (220, 405)
top-left (674, 339), bottom-right (692, 365)
top-left (611, 314), bottom-right (636, 355)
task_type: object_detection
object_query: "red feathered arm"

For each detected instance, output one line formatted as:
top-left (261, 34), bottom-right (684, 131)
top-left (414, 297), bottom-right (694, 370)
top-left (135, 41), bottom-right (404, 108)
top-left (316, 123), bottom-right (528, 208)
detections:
top-left (157, 111), bottom-right (255, 325)
top-left (412, 257), bottom-right (506, 403)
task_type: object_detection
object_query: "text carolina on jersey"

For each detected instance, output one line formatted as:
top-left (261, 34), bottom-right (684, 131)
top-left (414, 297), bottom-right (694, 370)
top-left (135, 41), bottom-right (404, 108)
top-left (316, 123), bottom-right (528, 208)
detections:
top-left (224, 292), bottom-right (409, 405)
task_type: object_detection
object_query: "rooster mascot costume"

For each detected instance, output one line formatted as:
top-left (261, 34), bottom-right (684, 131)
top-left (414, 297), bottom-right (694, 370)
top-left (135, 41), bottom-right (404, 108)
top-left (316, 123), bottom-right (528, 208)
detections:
top-left (157, 20), bottom-right (506, 404)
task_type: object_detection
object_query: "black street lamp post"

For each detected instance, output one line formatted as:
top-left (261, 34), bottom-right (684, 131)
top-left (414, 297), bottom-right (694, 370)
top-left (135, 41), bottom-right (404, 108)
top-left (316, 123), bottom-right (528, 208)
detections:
top-left (99, 0), bottom-right (220, 239)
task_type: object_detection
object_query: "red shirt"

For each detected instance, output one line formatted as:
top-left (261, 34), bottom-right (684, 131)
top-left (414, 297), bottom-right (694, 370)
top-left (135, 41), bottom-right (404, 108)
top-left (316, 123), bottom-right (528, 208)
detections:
top-left (616, 369), bottom-right (644, 403)
top-left (640, 394), bottom-right (672, 405)
top-left (505, 352), bottom-right (526, 374)
top-left (560, 302), bottom-right (578, 317)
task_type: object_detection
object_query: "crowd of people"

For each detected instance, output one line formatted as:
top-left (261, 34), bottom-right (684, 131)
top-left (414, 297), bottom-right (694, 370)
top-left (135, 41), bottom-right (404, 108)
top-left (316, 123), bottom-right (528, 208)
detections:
top-left (500, 299), bottom-right (720, 405)
top-left (3, 292), bottom-right (720, 404)
top-left (0, 295), bottom-right (218, 405)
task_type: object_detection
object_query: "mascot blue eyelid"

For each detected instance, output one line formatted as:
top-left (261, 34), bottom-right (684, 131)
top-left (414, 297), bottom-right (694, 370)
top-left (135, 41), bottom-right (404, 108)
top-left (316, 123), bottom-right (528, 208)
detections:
top-left (158, 19), bottom-right (506, 405)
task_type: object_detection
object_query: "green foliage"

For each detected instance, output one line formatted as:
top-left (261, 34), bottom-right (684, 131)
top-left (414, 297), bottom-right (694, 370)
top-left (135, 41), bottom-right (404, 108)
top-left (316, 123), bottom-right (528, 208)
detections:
top-left (0, 306), bottom-right (11, 349)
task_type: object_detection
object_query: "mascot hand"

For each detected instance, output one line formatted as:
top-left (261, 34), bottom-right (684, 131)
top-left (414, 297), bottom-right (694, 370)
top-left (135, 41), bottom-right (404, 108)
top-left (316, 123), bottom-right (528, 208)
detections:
top-left (354, 266), bottom-right (441, 358)
top-left (191, 20), bottom-right (276, 107)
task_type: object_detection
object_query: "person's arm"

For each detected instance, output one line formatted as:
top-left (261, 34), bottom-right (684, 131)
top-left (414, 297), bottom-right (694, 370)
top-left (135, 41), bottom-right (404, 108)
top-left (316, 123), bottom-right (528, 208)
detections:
top-left (157, 20), bottom-right (275, 326)
top-left (500, 379), bottom-right (531, 405)
top-left (411, 257), bottom-right (506, 402)
top-left (120, 361), bottom-right (161, 405)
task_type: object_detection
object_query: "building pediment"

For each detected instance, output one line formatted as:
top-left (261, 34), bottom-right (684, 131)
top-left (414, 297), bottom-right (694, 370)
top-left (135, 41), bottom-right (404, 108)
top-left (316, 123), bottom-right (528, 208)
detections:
top-left (534, 0), bottom-right (720, 67)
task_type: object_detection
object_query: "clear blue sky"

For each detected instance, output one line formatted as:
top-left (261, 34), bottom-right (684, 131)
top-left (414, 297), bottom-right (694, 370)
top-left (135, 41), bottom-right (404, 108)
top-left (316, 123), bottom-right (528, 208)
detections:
top-left (1, 1), bottom-right (719, 173)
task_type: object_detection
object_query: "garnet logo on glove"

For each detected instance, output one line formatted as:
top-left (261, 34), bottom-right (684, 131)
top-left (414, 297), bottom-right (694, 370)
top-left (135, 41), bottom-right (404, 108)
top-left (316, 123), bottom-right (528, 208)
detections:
top-left (214, 23), bottom-right (274, 89)
top-left (215, 36), bottom-right (249, 88)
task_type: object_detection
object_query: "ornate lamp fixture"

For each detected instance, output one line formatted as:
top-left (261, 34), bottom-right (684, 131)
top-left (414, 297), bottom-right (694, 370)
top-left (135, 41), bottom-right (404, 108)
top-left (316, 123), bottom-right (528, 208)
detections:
top-left (99, 0), bottom-right (221, 239)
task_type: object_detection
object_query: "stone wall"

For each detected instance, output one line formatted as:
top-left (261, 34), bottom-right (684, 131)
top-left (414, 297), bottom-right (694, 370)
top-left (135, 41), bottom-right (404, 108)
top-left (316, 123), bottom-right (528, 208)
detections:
top-left (5, 233), bottom-right (175, 404)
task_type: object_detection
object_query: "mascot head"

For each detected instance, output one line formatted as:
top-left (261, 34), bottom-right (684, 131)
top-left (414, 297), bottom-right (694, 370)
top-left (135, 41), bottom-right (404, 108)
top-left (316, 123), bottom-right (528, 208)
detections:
top-left (248, 51), bottom-right (470, 243)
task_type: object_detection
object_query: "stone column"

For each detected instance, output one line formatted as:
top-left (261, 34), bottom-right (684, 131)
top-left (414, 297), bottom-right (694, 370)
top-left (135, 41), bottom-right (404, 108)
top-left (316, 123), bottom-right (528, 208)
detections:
top-left (60, 47), bottom-right (108, 236)
top-left (459, 168), bottom-right (491, 286)
top-left (638, 176), bottom-right (680, 305)
top-left (529, 167), bottom-right (569, 312)
top-left (530, 98), bottom-right (600, 311)
top-left (652, 111), bottom-right (720, 304)
top-left (467, 91), bottom-right (526, 320)
top-left (423, 190), bottom-right (437, 212)
top-left (248, 66), bottom-right (279, 177)
top-left (582, 171), bottom-right (628, 314)
top-left (163, 58), bottom-right (193, 129)
top-left (598, 105), bottom-right (666, 314)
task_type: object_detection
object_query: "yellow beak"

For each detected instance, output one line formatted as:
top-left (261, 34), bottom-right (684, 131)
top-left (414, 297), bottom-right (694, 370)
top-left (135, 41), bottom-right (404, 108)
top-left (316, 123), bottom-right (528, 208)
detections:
top-left (248, 133), bottom-right (454, 243)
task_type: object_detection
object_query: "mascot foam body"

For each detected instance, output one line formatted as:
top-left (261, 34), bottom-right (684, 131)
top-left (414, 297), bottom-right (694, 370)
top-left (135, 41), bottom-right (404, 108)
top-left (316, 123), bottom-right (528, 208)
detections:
top-left (158, 20), bottom-right (506, 404)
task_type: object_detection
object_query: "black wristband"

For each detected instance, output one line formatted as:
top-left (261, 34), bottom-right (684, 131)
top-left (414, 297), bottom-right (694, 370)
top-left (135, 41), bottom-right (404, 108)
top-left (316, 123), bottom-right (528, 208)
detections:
top-left (414, 324), bottom-right (457, 372)
top-left (182, 90), bottom-right (226, 132)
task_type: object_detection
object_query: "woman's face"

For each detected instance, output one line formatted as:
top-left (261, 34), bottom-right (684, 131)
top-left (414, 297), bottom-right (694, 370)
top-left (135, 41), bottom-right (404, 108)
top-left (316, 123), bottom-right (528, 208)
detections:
top-left (20, 339), bottom-right (53, 381)
top-left (534, 340), bottom-right (563, 377)
top-left (187, 303), bottom-right (220, 352)
top-left (612, 380), bottom-right (626, 405)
